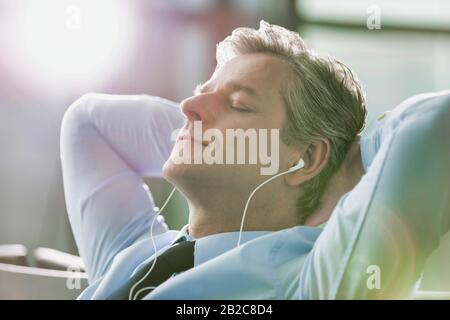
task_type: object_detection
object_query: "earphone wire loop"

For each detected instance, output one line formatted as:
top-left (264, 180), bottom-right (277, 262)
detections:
top-left (129, 186), bottom-right (177, 300)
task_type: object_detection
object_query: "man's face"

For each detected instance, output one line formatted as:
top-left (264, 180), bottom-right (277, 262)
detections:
top-left (163, 53), bottom-right (296, 193)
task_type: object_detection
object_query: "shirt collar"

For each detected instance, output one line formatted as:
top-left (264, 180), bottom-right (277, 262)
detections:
top-left (193, 230), bottom-right (272, 266)
top-left (169, 224), bottom-right (192, 245)
top-left (171, 224), bottom-right (273, 266)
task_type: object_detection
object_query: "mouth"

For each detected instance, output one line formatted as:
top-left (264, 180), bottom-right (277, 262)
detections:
top-left (177, 134), bottom-right (209, 147)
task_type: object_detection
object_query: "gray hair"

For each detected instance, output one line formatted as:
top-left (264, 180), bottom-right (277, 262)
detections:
top-left (216, 21), bottom-right (367, 223)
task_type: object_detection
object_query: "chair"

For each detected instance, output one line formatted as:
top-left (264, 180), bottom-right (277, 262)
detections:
top-left (0, 244), bottom-right (28, 266)
top-left (0, 262), bottom-right (88, 299)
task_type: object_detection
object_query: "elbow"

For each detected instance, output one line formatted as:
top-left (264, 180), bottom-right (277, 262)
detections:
top-left (60, 93), bottom-right (97, 156)
top-left (61, 93), bottom-right (99, 136)
top-left (420, 91), bottom-right (450, 136)
top-left (62, 93), bottom-right (97, 127)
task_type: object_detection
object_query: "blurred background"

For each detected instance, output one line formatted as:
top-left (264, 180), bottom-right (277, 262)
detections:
top-left (0, 0), bottom-right (449, 298)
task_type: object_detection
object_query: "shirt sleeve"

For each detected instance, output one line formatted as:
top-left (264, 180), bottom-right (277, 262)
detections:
top-left (60, 93), bottom-right (185, 283)
top-left (299, 91), bottom-right (450, 299)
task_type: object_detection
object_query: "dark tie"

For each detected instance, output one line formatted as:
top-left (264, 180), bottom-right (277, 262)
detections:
top-left (106, 238), bottom-right (195, 300)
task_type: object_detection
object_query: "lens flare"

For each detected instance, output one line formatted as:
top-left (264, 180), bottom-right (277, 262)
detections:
top-left (1, 0), bottom-right (135, 88)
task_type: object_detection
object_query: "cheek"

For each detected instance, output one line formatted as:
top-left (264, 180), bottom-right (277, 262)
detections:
top-left (278, 143), bottom-right (293, 166)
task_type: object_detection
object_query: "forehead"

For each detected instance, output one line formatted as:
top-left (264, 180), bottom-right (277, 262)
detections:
top-left (211, 53), bottom-right (291, 100)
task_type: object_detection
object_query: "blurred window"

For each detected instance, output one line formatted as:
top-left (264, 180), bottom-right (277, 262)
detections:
top-left (295, 0), bottom-right (450, 132)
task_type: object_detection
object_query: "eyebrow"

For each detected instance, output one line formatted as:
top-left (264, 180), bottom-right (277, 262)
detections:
top-left (194, 81), bottom-right (260, 100)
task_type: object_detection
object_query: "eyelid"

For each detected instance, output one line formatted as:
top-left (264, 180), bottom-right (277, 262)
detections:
top-left (193, 84), bottom-right (256, 113)
top-left (230, 100), bottom-right (253, 113)
top-left (232, 106), bottom-right (252, 113)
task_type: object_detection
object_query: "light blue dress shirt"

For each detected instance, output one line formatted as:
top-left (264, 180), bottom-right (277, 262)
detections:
top-left (78, 226), bottom-right (273, 299)
top-left (61, 91), bottom-right (450, 300)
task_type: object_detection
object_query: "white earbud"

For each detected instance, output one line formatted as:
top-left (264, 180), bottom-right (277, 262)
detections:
top-left (287, 158), bottom-right (305, 173)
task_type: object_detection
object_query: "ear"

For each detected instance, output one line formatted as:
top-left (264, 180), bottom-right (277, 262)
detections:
top-left (285, 139), bottom-right (331, 187)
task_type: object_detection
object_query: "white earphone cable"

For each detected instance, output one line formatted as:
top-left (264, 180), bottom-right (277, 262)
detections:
top-left (129, 186), bottom-right (177, 300)
top-left (236, 168), bottom-right (298, 247)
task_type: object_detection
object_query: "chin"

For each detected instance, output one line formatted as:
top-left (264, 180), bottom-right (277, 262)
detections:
top-left (163, 158), bottom-right (209, 185)
top-left (162, 158), bottom-right (187, 181)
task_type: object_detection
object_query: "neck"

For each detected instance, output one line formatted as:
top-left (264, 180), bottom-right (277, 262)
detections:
top-left (185, 183), bottom-right (300, 238)
top-left (188, 210), bottom-right (239, 238)
top-left (305, 136), bottom-right (365, 227)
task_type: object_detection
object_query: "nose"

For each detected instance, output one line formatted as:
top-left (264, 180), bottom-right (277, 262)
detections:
top-left (180, 93), bottom-right (219, 123)
top-left (180, 96), bottom-right (202, 122)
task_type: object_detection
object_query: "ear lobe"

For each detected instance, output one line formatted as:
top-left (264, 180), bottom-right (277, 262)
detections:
top-left (284, 156), bottom-right (310, 187)
top-left (284, 139), bottom-right (331, 187)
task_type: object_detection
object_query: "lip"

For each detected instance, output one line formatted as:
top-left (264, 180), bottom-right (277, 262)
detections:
top-left (177, 134), bottom-right (209, 146)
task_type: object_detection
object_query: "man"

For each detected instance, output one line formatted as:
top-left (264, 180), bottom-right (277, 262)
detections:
top-left (61, 21), bottom-right (450, 299)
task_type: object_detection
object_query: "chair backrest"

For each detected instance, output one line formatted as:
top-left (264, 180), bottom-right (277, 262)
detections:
top-left (0, 262), bottom-right (88, 299)
top-left (0, 244), bottom-right (28, 266)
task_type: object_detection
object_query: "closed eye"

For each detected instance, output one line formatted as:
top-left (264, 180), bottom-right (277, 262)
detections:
top-left (230, 104), bottom-right (252, 113)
